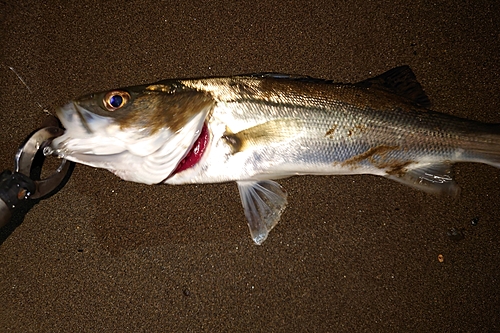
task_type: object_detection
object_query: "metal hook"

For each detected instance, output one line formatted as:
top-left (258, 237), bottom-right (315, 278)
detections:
top-left (14, 126), bottom-right (71, 199)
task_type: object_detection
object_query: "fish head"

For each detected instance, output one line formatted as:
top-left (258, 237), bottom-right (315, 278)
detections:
top-left (51, 82), bottom-right (215, 184)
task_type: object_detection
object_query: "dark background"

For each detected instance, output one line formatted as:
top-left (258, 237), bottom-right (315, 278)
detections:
top-left (1, 1), bottom-right (499, 331)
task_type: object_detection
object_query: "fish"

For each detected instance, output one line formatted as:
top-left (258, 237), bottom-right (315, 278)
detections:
top-left (51, 66), bottom-right (500, 244)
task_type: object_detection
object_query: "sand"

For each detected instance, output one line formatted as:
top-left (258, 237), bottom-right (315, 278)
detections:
top-left (1, 1), bottom-right (499, 331)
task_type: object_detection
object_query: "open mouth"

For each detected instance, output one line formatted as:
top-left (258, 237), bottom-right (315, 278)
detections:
top-left (170, 122), bottom-right (209, 176)
top-left (55, 103), bottom-right (104, 136)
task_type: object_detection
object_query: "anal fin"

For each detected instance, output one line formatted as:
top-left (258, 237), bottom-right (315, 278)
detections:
top-left (236, 180), bottom-right (288, 245)
top-left (385, 162), bottom-right (460, 196)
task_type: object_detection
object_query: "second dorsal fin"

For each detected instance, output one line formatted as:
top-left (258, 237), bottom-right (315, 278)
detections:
top-left (355, 66), bottom-right (432, 108)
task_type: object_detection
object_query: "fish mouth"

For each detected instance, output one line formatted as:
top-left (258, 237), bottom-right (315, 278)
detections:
top-left (54, 103), bottom-right (78, 133)
top-left (169, 122), bottom-right (210, 177)
top-left (72, 102), bottom-right (92, 133)
top-left (55, 102), bottom-right (111, 137)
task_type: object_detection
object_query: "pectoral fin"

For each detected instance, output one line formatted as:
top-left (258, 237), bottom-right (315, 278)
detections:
top-left (236, 180), bottom-right (288, 245)
top-left (224, 119), bottom-right (303, 154)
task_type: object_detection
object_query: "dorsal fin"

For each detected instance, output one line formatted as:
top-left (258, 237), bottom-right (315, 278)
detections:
top-left (355, 66), bottom-right (432, 108)
top-left (250, 72), bottom-right (314, 80)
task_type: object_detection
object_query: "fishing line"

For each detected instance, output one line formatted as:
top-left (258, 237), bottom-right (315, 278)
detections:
top-left (6, 65), bottom-right (52, 115)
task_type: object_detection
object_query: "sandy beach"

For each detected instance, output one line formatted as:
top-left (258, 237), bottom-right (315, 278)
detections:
top-left (1, 1), bottom-right (499, 331)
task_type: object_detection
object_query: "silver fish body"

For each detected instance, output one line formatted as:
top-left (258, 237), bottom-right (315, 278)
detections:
top-left (52, 66), bottom-right (500, 244)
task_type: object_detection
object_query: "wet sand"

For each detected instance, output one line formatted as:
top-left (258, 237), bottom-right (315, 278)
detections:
top-left (1, 1), bottom-right (499, 331)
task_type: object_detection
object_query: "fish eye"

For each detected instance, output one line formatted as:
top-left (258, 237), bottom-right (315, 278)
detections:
top-left (103, 90), bottom-right (130, 111)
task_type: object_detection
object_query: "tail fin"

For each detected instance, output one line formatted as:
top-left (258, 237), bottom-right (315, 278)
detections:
top-left (384, 123), bottom-right (499, 196)
top-left (464, 123), bottom-right (500, 169)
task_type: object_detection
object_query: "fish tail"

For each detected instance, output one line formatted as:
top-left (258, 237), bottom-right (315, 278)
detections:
top-left (464, 123), bottom-right (500, 169)
top-left (386, 123), bottom-right (500, 197)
